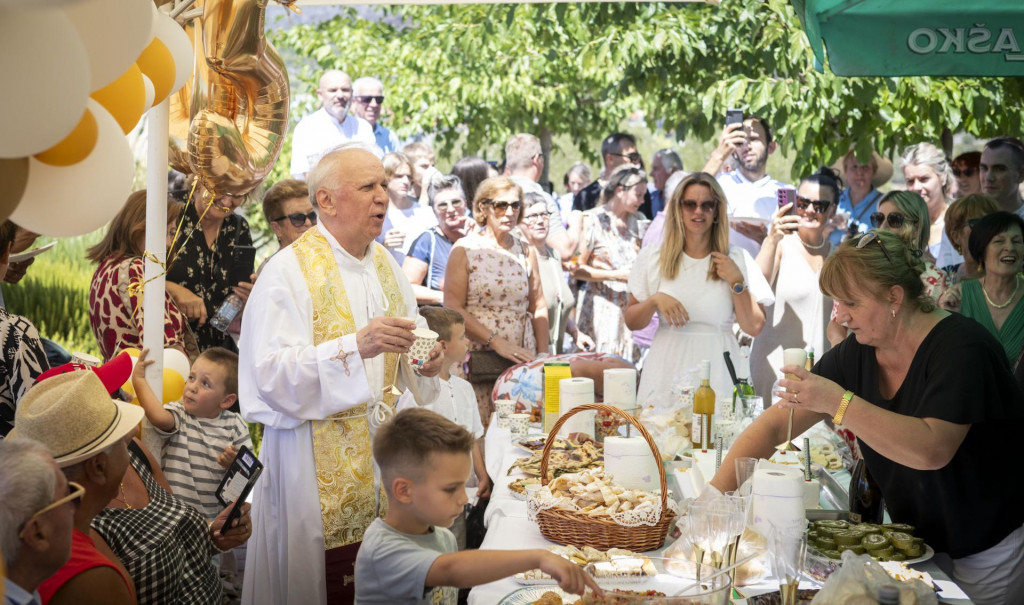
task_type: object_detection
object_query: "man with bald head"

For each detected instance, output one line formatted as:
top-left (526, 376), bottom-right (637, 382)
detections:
top-left (240, 146), bottom-right (443, 604)
top-left (289, 70), bottom-right (378, 179)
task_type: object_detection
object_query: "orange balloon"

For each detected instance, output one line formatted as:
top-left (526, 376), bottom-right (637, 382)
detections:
top-left (90, 64), bottom-right (146, 135)
top-left (33, 110), bottom-right (98, 166)
top-left (137, 38), bottom-right (175, 105)
top-left (163, 368), bottom-right (185, 404)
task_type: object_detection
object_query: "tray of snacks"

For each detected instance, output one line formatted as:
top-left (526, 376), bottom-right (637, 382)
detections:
top-left (498, 587), bottom-right (676, 605)
top-left (518, 436), bottom-right (574, 452)
top-left (514, 546), bottom-right (654, 585)
top-left (509, 477), bottom-right (543, 500)
top-left (806, 520), bottom-right (933, 581)
top-left (510, 438), bottom-right (603, 478)
top-left (534, 404), bottom-right (676, 552)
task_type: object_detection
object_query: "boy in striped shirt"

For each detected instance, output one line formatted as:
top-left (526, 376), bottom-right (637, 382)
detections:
top-left (132, 346), bottom-right (252, 519)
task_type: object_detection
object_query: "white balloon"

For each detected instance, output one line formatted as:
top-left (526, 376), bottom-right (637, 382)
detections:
top-left (154, 11), bottom-right (193, 95)
top-left (0, 8), bottom-right (90, 158)
top-left (142, 74), bottom-right (155, 111)
top-left (65, 0), bottom-right (155, 91)
top-left (11, 100), bottom-right (133, 237)
top-left (163, 348), bottom-right (191, 382)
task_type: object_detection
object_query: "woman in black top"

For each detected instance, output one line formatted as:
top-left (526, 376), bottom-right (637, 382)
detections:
top-left (712, 230), bottom-right (1024, 605)
top-left (166, 185), bottom-right (254, 352)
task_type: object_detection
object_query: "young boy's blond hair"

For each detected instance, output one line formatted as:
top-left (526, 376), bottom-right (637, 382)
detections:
top-left (373, 407), bottom-right (474, 489)
top-left (197, 346), bottom-right (239, 395)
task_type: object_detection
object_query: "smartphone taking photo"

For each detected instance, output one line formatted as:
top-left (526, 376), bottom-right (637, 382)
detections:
top-left (216, 445), bottom-right (263, 530)
top-left (725, 109), bottom-right (744, 127)
top-left (777, 188), bottom-right (797, 215)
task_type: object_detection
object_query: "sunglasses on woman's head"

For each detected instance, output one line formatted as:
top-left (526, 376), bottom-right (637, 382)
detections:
top-left (680, 200), bottom-right (717, 212)
top-left (272, 211), bottom-right (318, 228)
top-left (795, 196), bottom-right (832, 213)
top-left (483, 200), bottom-right (522, 213)
top-left (952, 167), bottom-right (976, 178)
top-left (869, 212), bottom-right (909, 230)
top-left (855, 230), bottom-right (893, 263)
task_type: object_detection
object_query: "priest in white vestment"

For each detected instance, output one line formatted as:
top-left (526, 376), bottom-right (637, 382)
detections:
top-left (239, 147), bottom-right (442, 605)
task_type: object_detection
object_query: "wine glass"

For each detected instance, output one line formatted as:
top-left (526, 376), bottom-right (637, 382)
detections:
top-left (769, 523), bottom-right (808, 605)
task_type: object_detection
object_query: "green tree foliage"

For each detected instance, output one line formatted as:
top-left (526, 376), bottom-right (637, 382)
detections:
top-left (270, 0), bottom-right (1024, 180)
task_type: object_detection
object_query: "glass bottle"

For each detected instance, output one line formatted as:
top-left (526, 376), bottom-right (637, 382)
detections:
top-left (692, 360), bottom-right (716, 450)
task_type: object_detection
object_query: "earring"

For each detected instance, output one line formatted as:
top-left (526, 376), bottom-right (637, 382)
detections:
top-left (890, 308), bottom-right (896, 319)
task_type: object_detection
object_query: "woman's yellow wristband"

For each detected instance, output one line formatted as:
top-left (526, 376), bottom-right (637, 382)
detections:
top-left (833, 390), bottom-right (854, 426)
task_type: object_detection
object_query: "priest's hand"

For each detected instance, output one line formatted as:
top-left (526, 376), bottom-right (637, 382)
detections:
top-left (416, 343), bottom-right (444, 377)
top-left (357, 316), bottom-right (416, 359)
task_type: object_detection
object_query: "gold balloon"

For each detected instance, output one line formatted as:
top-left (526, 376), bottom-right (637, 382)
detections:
top-left (33, 110), bottom-right (99, 166)
top-left (186, 0), bottom-right (290, 197)
top-left (91, 64), bottom-right (146, 135)
top-left (0, 157), bottom-right (29, 221)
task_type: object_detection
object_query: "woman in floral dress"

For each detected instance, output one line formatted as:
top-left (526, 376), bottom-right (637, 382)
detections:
top-left (573, 165), bottom-right (650, 364)
top-left (445, 176), bottom-right (549, 425)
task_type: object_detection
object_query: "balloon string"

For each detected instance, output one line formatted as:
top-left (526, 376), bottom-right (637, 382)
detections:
top-left (126, 179), bottom-right (220, 320)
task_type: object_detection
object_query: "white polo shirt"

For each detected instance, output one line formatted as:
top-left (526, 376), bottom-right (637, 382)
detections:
top-left (289, 107), bottom-right (378, 177)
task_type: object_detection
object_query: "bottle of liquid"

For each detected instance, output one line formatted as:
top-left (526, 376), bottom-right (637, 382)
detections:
top-left (806, 346), bottom-right (815, 371)
top-left (848, 458), bottom-right (885, 523)
top-left (210, 293), bottom-right (243, 332)
top-left (736, 347), bottom-right (755, 410)
top-left (692, 360), bottom-right (716, 450)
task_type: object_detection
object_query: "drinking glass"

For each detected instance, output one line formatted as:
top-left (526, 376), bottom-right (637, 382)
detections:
top-left (734, 457), bottom-right (758, 496)
top-left (769, 523), bottom-right (808, 605)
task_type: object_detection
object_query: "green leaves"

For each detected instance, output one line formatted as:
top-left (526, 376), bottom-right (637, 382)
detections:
top-left (268, 1), bottom-right (1023, 180)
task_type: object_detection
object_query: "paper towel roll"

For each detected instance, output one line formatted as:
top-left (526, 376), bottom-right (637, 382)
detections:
top-left (750, 467), bottom-right (806, 538)
top-left (558, 377), bottom-right (595, 438)
top-left (604, 436), bottom-right (659, 491)
top-left (602, 368), bottom-right (637, 408)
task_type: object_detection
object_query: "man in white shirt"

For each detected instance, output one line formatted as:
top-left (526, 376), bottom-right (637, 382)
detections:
top-left (980, 136), bottom-right (1024, 219)
top-left (504, 132), bottom-right (574, 260)
top-left (0, 440), bottom-right (77, 605)
top-left (352, 77), bottom-right (401, 155)
top-left (703, 115), bottom-right (789, 257)
top-left (289, 70), bottom-right (377, 179)
top-left (240, 147), bottom-right (442, 604)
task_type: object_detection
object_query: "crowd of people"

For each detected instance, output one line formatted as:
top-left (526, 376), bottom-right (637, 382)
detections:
top-left (1, 66), bottom-right (1024, 605)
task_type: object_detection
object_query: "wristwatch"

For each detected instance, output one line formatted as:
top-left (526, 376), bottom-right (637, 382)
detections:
top-left (731, 281), bottom-right (747, 294)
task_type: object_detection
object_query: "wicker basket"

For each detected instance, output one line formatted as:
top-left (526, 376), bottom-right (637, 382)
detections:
top-left (536, 403), bottom-right (675, 552)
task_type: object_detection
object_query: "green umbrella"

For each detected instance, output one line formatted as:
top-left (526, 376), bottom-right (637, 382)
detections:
top-left (793, 0), bottom-right (1024, 76)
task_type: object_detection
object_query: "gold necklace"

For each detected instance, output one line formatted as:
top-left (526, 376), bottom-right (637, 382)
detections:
top-left (981, 275), bottom-right (1021, 309)
top-left (116, 482), bottom-right (132, 510)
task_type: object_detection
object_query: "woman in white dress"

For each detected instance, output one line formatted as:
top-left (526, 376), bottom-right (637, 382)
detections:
top-left (625, 172), bottom-right (773, 402)
top-left (750, 167), bottom-right (841, 398)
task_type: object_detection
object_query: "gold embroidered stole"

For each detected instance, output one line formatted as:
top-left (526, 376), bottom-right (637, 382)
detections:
top-left (291, 229), bottom-right (404, 550)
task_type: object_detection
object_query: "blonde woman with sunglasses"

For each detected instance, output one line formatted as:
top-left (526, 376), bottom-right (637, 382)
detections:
top-left (712, 229), bottom-right (1024, 605)
top-left (750, 167), bottom-right (840, 399)
top-left (625, 172), bottom-right (772, 402)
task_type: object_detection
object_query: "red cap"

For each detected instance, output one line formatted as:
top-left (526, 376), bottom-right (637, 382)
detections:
top-left (36, 352), bottom-right (132, 395)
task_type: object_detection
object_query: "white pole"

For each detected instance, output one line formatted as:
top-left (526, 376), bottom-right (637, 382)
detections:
top-left (143, 100), bottom-right (170, 399)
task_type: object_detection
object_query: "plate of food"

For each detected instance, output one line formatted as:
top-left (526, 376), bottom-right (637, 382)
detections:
top-left (806, 520), bottom-right (933, 581)
top-left (9, 241), bottom-right (56, 263)
top-left (508, 440), bottom-right (603, 477)
top-left (508, 477), bottom-right (542, 500)
top-left (515, 546), bottom-right (654, 585)
top-left (499, 587), bottom-right (670, 605)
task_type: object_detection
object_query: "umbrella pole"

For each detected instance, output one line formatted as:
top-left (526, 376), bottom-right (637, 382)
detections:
top-left (143, 100), bottom-right (170, 400)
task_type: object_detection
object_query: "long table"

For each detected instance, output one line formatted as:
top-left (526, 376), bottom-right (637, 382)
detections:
top-left (469, 424), bottom-right (972, 604)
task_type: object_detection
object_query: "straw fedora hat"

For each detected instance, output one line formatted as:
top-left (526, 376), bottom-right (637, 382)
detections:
top-left (9, 371), bottom-right (144, 468)
top-left (837, 149), bottom-right (894, 189)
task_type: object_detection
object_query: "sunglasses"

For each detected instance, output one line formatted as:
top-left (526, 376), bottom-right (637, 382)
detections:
top-left (434, 199), bottom-right (465, 211)
top-left (612, 152), bottom-right (643, 163)
top-left (869, 212), bottom-right (910, 230)
top-left (680, 200), bottom-right (717, 212)
top-left (354, 95), bottom-right (384, 105)
top-left (19, 481), bottom-right (85, 539)
top-left (483, 200), bottom-right (522, 213)
top-left (855, 230), bottom-right (893, 263)
top-left (952, 167), bottom-right (976, 178)
top-left (795, 196), bottom-right (832, 213)
top-left (273, 211), bottom-right (318, 228)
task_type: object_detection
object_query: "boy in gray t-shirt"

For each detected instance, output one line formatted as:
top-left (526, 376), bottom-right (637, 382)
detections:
top-left (355, 409), bottom-right (602, 604)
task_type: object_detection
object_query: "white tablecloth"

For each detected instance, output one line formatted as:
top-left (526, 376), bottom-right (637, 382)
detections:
top-left (470, 426), bottom-right (972, 604)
